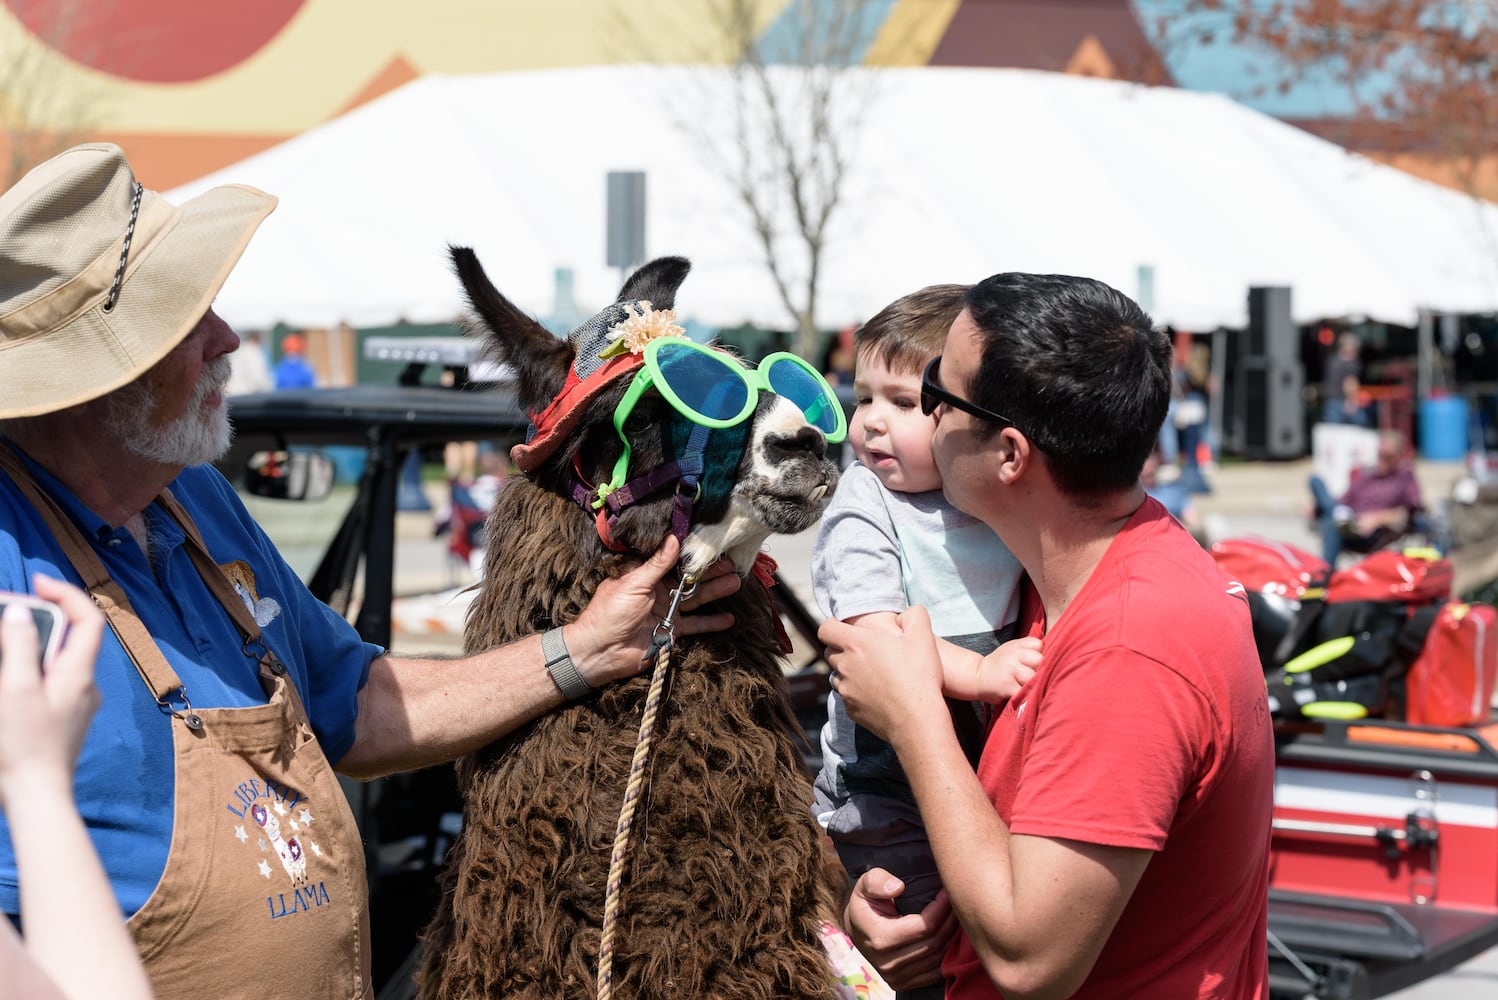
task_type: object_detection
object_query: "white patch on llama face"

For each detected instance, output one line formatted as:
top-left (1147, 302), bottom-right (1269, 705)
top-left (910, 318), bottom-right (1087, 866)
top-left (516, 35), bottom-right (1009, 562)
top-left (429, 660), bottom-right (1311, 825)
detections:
top-left (682, 396), bottom-right (838, 578)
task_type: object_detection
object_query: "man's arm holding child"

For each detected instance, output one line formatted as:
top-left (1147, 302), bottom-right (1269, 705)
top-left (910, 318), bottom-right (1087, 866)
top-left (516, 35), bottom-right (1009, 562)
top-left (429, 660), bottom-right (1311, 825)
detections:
top-left (823, 608), bottom-right (1149, 999)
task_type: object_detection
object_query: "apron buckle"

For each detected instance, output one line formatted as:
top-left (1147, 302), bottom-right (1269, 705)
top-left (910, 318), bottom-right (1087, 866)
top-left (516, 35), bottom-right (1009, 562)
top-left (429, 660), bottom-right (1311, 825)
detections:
top-left (157, 684), bottom-right (204, 732)
top-left (243, 636), bottom-right (286, 676)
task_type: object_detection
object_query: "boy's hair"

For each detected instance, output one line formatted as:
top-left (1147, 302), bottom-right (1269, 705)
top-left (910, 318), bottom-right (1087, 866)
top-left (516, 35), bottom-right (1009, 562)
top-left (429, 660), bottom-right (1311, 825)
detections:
top-left (854, 284), bottom-right (970, 375)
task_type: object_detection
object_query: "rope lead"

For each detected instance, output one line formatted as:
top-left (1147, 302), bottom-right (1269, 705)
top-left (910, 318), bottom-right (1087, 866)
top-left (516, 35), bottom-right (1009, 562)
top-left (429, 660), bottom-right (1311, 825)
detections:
top-left (596, 574), bottom-right (696, 999)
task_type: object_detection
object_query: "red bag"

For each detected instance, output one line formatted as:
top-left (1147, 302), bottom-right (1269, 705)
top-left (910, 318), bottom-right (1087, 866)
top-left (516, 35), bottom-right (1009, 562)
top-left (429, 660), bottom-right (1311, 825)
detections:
top-left (1209, 537), bottom-right (1329, 599)
top-left (1325, 549), bottom-right (1453, 605)
top-left (1404, 603), bottom-right (1497, 728)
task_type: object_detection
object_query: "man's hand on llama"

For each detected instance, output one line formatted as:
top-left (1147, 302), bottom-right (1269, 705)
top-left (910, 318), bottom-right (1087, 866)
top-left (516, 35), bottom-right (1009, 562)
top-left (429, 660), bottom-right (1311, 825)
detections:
top-left (566, 535), bottom-right (740, 685)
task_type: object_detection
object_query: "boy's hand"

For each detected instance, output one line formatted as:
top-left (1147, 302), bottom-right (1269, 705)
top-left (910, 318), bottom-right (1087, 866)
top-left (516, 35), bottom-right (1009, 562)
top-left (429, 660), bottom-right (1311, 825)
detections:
top-left (975, 636), bottom-right (1042, 702)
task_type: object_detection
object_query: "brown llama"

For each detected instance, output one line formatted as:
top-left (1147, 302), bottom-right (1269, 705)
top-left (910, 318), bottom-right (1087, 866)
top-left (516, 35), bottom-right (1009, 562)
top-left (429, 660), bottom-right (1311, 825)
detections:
top-left (416, 248), bottom-right (846, 999)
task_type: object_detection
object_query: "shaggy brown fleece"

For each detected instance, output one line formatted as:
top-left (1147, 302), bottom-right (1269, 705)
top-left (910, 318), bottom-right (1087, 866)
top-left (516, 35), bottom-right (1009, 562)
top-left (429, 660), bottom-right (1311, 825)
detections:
top-left (415, 479), bottom-right (843, 999)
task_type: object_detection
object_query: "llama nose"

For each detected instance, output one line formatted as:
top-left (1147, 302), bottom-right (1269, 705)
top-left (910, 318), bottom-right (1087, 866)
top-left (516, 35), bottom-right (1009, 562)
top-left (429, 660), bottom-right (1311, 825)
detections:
top-left (766, 424), bottom-right (827, 461)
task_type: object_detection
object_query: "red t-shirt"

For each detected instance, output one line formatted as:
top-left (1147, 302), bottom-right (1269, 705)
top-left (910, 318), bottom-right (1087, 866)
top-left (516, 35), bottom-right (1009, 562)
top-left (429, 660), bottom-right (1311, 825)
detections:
top-left (945, 498), bottom-right (1273, 999)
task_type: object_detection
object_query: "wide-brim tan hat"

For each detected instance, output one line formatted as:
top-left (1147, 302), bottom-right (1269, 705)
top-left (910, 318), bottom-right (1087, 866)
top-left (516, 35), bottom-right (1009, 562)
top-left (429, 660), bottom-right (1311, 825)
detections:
top-left (0, 142), bottom-right (276, 419)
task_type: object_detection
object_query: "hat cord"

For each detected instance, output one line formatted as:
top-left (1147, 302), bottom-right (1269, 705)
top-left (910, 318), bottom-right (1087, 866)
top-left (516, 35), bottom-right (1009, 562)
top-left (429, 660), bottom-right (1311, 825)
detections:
top-left (103, 181), bottom-right (143, 313)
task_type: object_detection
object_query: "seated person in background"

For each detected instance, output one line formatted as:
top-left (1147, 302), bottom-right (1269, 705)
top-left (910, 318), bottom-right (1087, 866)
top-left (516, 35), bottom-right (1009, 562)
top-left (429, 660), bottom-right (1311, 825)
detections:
top-left (1310, 429), bottom-right (1424, 565)
top-left (1321, 332), bottom-right (1368, 427)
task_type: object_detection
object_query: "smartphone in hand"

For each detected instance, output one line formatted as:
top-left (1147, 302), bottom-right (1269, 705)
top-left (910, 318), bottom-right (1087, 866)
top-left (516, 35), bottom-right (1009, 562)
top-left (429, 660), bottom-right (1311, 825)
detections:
top-left (0, 592), bottom-right (65, 669)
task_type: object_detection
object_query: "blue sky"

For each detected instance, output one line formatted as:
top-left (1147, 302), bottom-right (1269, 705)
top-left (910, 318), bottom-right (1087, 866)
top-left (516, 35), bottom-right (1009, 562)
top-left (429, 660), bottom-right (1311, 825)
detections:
top-left (757, 0), bottom-right (1379, 119)
top-left (1131, 0), bottom-right (1366, 117)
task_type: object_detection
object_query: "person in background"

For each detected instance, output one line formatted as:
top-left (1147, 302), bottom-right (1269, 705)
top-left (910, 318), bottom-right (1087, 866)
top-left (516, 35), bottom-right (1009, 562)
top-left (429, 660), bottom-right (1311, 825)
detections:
top-left (821, 325), bottom-right (857, 388)
top-left (821, 272), bottom-right (1272, 999)
top-left (812, 284), bottom-right (1039, 1000)
top-left (1175, 339), bottom-right (1214, 494)
top-left (0, 576), bottom-right (154, 1000)
top-left (272, 332), bottom-right (317, 389)
top-left (1309, 428), bottom-right (1424, 565)
top-left (466, 447), bottom-right (510, 513)
top-left (224, 329), bottom-right (272, 396)
top-left (1322, 332), bottom-right (1368, 427)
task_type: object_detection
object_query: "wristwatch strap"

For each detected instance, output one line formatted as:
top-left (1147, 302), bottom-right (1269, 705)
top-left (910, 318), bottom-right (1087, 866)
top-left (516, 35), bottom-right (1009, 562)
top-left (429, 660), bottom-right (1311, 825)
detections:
top-left (542, 626), bottom-right (592, 701)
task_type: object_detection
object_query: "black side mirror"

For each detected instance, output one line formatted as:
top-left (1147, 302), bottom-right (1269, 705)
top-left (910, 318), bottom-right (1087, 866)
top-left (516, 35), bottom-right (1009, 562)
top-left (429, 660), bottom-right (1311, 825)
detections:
top-left (244, 449), bottom-right (336, 501)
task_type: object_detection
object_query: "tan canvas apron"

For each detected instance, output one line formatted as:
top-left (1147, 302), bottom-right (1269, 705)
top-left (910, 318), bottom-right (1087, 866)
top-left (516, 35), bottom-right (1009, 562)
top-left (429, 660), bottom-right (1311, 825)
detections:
top-left (0, 446), bottom-right (371, 998)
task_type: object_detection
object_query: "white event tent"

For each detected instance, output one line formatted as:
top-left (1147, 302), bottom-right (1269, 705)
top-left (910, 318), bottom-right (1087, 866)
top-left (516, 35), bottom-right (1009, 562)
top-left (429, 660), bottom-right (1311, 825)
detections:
top-left (168, 65), bottom-right (1498, 335)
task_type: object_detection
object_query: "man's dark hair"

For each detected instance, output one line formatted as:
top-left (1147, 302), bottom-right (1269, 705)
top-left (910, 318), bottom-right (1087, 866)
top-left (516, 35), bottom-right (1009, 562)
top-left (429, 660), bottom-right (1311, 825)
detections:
top-left (855, 283), bottom-right (969, 375)
top-left (964, 273), bottom-right (1170, 500)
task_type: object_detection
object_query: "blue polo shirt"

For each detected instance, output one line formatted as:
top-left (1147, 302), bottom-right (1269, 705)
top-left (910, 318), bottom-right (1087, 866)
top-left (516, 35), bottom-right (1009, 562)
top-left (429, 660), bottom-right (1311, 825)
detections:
top-left (0, 447), bottom-right (380, 919)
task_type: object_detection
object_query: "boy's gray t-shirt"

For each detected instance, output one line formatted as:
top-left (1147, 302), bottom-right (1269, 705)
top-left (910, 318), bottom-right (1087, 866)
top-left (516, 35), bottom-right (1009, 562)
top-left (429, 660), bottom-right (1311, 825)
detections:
top-left (812, 462), bottom-right (1024, 848)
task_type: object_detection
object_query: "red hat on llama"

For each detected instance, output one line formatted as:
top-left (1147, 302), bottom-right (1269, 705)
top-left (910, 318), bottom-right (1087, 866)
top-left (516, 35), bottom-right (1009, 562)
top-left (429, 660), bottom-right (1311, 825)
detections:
top-left (509, 298), bottom-right (686, 474)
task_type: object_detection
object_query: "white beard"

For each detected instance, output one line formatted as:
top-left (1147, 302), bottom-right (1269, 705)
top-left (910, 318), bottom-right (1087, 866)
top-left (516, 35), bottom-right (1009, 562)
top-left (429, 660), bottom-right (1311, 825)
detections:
top-left (105, 357), bottom-right (234, 467)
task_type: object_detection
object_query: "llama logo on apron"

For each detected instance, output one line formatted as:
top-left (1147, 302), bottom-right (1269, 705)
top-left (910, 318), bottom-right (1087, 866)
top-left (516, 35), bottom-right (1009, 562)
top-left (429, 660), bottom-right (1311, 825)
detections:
top-left (251, 802), bottom-right (308, 885)
top-left (228, 776), bottom-right (337, 919)
top-left (227, 777), bottom-right (321, 888)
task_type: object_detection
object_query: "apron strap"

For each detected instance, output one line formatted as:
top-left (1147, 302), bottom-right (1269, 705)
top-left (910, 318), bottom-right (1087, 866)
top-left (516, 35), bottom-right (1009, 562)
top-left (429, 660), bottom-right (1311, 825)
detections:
top-left (155, 487), bottom-right (264, 643)
top-left (154, 486), bottom-right (318, 737)
top-left (0, 443), bottom-right (272, 710)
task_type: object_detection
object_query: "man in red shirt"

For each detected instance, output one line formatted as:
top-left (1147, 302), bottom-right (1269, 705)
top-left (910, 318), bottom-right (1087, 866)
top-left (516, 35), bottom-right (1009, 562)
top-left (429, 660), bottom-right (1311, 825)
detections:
top-left (820, 273), bottom-right (1274, 999)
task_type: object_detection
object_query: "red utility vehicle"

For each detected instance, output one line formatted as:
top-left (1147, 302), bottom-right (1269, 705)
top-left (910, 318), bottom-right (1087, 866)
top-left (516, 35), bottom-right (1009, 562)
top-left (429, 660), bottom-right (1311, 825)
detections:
top-left (1211, 536), bottom-right (1498, 998)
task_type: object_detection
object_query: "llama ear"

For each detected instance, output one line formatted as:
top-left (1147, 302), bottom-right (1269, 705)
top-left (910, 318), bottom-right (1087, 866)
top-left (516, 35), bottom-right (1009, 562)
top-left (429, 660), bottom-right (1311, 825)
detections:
top-left (450, 245), bottom-right (571, 410)
top-left (616, 256), bottom-right (690, 311)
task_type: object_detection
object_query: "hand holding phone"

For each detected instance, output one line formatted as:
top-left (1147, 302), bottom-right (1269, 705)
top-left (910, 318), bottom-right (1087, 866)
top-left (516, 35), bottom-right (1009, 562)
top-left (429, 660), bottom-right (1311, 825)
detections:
top-left (0, 592), bottom-right (64, 669)
top-left (0, 577), bottom-right (105, 805)
top-left (0, 579), bottom-right (154, 1000)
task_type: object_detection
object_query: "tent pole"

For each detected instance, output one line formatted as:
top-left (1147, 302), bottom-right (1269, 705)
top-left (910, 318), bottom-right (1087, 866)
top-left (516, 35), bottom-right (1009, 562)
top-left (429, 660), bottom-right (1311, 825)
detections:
top-left (1417, 308), bottom-right (1434, 402)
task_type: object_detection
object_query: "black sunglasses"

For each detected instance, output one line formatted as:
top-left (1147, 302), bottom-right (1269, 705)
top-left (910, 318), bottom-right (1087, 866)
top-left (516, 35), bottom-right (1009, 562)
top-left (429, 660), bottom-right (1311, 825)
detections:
top-left (921, 356), bottom-right (1016, 426)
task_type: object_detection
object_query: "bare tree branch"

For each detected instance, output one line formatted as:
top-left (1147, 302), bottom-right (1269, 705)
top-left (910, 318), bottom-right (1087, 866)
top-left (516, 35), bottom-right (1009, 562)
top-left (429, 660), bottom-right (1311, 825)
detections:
top-left (611, 0), bottom-right (932, 358)
top-left (1152, 0), bottom-right (1498, 199)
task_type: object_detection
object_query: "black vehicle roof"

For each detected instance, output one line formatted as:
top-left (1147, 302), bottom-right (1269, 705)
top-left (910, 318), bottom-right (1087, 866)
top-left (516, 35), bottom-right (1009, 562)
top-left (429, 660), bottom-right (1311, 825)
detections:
top-left (227, 385), bottom-right (529, 447)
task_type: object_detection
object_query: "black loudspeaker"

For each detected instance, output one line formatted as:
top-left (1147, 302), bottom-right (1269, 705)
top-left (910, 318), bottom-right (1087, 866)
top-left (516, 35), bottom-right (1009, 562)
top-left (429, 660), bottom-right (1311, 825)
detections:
top-left (1229, 286), bottom-right (1307, 459)
top-left (1247, 286), bottom-right (1296, 361)
top-left (1239, 358), bottom-right (1305, 458)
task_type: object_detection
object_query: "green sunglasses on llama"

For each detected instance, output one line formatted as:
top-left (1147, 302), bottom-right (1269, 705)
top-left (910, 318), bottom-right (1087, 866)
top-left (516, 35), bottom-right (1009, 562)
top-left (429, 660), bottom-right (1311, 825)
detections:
top-left (600, 336), bottom-right (847, 502)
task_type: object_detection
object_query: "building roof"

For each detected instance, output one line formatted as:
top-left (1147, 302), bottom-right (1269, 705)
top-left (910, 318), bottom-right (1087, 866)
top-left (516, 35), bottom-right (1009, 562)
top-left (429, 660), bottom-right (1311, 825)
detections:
top-left (930, 0), bottom-right (1170, 83)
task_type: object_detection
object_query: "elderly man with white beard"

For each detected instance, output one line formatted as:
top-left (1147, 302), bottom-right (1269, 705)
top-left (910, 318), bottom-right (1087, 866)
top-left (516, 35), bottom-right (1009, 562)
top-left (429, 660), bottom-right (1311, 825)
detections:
top-left (0, 144), bottom-right (740, 998)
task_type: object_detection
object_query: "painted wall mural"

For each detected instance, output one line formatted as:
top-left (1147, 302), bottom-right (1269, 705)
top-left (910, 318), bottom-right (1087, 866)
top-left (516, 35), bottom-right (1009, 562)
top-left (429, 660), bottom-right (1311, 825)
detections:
top-left (4, 0), bottom-right (309, 82)
top-left (0, 0), bottom-right (1159, 188)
